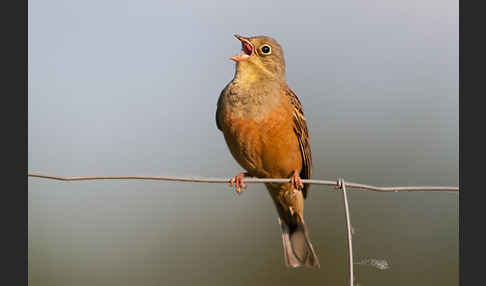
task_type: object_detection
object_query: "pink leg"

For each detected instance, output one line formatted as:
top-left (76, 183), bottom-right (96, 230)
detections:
top-left (290, 170), bottom-right (304, 194)
top-left (229, 172), bottom-right (249, 195)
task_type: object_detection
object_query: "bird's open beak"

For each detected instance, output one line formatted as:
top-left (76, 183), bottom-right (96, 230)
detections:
top-left (231, 34), bottom-right (253, 62)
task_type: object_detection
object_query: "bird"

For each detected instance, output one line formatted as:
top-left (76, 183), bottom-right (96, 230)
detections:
top-left (215, 34), bottom-right (319, 268)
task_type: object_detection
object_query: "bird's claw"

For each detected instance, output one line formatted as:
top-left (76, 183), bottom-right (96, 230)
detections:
top-left (290, 170), bottom-right (304, 195)
top-left (229, 172), bottom-right (248, 195)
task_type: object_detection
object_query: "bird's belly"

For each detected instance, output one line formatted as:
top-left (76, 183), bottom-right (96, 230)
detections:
top-left (221, 106), bottom-right (302, 179)
top-left (222, 117), bottom-right (263, 176)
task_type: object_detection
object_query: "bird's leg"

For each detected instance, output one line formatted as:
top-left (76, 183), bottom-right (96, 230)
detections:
top-left (229, 172), bottom-right (249, 195)
top-left (290, 170), bottom-right (304, 195)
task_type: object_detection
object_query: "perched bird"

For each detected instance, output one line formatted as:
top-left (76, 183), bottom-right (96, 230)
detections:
top-left (216, 34), bottom-right (319, 268)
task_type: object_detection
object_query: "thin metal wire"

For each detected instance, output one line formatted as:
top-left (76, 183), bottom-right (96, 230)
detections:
top-left (28, 172), bottom-right (458, 284)
top-left (27, 173), bottom-right (459, 192)
top-left (338, 179), bottom-right (354, 286)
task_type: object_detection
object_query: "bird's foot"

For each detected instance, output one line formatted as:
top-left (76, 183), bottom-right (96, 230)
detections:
top-left (229, 172), bottom-right (249, 195)
top-left (290, 170), bottom-right (304, 195)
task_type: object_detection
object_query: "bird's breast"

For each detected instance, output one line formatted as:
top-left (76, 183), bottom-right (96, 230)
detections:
top-left (219, 95), bottom-right (302, 178)
top-left (223, 84), bottom-right (281, 122)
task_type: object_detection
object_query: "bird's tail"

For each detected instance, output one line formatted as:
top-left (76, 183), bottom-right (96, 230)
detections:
top-left (278, 217), bottom-right (320, 268)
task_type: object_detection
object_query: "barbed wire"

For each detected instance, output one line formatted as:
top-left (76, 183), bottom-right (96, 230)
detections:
top-left (28, 172), bottom-right (458, 286)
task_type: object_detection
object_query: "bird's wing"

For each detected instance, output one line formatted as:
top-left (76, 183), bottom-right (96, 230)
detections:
top-left (285, 86), bottom-right (313, 198)
top-left (216, 88), bottom-right (225, 131)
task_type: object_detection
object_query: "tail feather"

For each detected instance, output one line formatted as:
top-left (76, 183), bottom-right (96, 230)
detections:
top-left (278, 217), bottom-right (320, 268)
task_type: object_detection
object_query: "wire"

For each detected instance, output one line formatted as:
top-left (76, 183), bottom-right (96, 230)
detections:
top-left (27, 173), bottom-right (459, 192)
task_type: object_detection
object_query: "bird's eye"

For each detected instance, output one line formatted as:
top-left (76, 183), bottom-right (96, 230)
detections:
top-left (260, 45), bottom-right (271, 55)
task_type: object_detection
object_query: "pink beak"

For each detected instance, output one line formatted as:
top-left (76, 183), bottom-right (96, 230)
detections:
top-left (231, 34), bottom-right (253, 62)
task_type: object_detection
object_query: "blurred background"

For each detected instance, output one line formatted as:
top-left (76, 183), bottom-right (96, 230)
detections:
top-left (28, 0), bottom-right (458, 285)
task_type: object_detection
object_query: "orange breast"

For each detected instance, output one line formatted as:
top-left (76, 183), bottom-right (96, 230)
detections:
top-left (221, 101), bottom-right (302, 179)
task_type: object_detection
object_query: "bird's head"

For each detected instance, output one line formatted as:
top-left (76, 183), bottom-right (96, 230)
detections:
top-left (231, 34), bottom-right (286, 82)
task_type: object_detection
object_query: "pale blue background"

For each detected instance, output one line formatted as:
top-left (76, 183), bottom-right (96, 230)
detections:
top-left (29, 0), bottom-right (458, 285)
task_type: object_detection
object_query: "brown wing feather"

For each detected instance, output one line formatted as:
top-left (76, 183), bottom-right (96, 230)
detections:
top-left (285, 87), bottom-right (312, 198)
top-left (216, 87), bottom-right (226, 131)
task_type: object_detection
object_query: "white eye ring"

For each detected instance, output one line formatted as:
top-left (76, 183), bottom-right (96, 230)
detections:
top-left (260, 44), bottom-right (272, 55)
